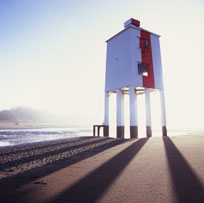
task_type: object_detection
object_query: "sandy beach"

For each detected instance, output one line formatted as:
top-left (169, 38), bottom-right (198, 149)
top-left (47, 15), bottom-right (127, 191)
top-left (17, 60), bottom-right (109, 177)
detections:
top-left (0, 135), bottom-right (204, 203)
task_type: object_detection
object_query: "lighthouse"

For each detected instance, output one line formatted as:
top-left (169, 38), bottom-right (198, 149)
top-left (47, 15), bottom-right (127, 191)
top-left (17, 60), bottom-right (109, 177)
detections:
top-left (103, 18), bottom-right (167, 138)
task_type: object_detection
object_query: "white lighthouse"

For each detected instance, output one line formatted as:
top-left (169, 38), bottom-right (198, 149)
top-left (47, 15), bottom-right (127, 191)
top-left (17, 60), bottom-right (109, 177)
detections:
top-left (102, 18), bottom-right (167, 138)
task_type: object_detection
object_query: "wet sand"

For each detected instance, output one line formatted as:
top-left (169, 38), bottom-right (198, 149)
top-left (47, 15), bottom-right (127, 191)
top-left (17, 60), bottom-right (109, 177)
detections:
top-left (0, 135), bottom-right (204, 203)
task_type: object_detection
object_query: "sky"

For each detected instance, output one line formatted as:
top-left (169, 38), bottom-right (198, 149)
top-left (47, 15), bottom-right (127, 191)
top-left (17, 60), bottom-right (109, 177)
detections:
top-left (0, 0), bottom-right (204, 131)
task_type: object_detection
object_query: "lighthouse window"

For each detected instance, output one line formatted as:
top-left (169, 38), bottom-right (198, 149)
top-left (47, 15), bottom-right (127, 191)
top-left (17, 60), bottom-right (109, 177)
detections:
top-left (138, 64), bottom-right (148, 76)
top-left (144, 39), bottom-right (148, 48)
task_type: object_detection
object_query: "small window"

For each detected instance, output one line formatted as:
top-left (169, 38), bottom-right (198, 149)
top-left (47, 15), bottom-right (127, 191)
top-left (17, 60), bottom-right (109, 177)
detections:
top-left (144, 39), bottom-right (148, 48)
top-left (140, 38), bottom-right (149, 48)
top-left (138, 64), bottom-right (148, 76)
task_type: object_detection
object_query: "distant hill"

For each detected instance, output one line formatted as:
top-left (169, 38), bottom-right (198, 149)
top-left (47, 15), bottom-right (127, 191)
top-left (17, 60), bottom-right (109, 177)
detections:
top-left (0, 107), bottom-right (92, 127)
top-left (0, 107), bottom-right (54, 123)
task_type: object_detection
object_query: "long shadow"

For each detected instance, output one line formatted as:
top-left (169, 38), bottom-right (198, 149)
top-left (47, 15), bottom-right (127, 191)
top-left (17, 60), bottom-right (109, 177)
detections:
top-left (163, 136), bottom-right (204, 203)
top-left (0, 137), bottom-right (109, 170)
top-left (49, 138), bottom-right (149, 203)
top-left (0, 136), bottom-right (94, 156)
top-left (0, 138), bottom-right (129, 203)
top-left (0, 138), bottom-right (128, 194)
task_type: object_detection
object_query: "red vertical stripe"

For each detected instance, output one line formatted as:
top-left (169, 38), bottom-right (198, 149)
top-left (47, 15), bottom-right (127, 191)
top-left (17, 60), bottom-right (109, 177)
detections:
top-left (140, 30), bottom-right (155, 88)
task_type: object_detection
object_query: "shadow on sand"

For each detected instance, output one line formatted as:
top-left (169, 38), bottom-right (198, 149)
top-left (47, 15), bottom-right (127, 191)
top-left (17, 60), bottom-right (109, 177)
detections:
top-left (50, 137), bottom-right (149, 203)
top-left (0, 137), bottom-right (112, 171)
top-left (163, 136), bottom-right (204, 203)
top-left (0, 137), bottom-right (92, 157)
top-left (0, 137), bottom-right (130, 202)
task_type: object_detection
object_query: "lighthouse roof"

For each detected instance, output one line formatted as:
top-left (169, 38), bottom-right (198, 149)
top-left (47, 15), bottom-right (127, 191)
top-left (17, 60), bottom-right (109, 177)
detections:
top-left (106, 18), bottom-right (160, 43)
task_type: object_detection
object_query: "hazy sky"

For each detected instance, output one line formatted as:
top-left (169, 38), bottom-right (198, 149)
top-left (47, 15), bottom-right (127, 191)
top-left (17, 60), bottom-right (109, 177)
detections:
top-left (1, 0), bottom-right (204, 130)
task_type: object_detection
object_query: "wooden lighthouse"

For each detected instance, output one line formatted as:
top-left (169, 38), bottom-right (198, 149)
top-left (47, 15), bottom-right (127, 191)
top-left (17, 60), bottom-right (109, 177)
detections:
top-left (101, 18), bottom-right (167, 139)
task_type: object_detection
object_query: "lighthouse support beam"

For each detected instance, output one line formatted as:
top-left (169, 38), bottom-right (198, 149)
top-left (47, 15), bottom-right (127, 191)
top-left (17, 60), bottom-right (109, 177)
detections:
top-left (129, 86), bottom-right (138, 138)
top-left (145, 88), bottom-right (152, 137)
top-left (103, 91), bottom-right (109, 137)
top-left (116, 89), bottom-right (125, 138)
top-left (160, 89), bottom-right (167, 136)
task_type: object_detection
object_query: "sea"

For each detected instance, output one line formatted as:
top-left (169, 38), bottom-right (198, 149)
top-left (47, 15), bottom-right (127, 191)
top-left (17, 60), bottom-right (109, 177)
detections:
top-left (0, 127), bottom-right (203, 147)
top-left (0, 128), bottom-right (92, 147)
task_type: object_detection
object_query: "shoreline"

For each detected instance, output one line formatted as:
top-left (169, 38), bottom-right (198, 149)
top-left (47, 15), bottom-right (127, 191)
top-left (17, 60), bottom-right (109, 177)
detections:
top-left (0, 122), bottom-right (86, 130)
